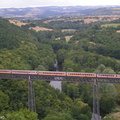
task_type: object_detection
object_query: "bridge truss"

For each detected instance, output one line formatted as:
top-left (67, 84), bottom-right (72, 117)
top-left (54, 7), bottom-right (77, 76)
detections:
top-left (0, 73), bottom-right (120, 83)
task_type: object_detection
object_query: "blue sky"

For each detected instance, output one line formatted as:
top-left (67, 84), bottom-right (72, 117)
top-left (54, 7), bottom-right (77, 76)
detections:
top-left (0, 0), bottom-right (120, 8)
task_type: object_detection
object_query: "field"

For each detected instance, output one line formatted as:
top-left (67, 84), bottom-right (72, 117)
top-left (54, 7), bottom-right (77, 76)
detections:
top-left (55, 36), bottom-right (72, 42)
top-left (29, 26), bottom-right (53, 32)
top-left (9, 19), bottom-right (28, 26)
top-left (83, 19), bottom-right (98, 23)
top-left (61, 29), bottom-right (76, 32)
top-left (44, 18), bottom-right (99, 24)
top-left (9, 19), bottom-right (53, 32)
top-left (65, 36), bottom-right (73, 42)
top-left (101, 23), bottom-right (120, 27)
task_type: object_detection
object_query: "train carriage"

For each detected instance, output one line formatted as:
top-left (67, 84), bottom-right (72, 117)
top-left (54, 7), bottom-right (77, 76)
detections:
top-left (67, 72), bottom-right (96, 77)
top-left (11, 70), bottom-right (37, 75)
top-left (37, 71), bottom-right (66, 76)
top-left (116, 74), bottom-right (120, 78)
top-left (96, 73), bottom-right (116, 78)
top-left (0, 69), bottom-right (11, 74)
top-left (27, 70), bottom-right (37, 75)
top-left (11, 70), bottom-right (29, 74)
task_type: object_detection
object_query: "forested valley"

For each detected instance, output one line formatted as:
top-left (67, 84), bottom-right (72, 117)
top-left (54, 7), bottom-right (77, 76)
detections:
top-left (0, 17), bottom-right (120, 120)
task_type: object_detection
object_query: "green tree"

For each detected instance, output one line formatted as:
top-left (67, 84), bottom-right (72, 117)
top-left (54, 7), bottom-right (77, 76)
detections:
top-left (0, 91), bottom-right (9, 111)
top-left (66, 83), bottom-right (79, 99)
top-left (100, 96), bottom-right (115, 114)
top-left (94, 64), bottom-right (106, 73)
top-left (34, 81), bottom-right (73, 119)
top-left (3, 109), bottom-right (38, 120)
top-left (42, 112), bottom-right (75, 120)
top-left (63, 59), bottom-right (80, 72)
top-left (70, 99), bottom-right (91, 120)
top-left (0, 79), bottom-right (28, 111)
top-left (57, 49), bottom-right (68, 64)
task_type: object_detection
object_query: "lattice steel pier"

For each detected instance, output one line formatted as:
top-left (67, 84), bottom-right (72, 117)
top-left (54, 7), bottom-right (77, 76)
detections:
top-left (92, 79), bottom-right (101, 120)
top-left (28, 76), bottom-right (36, 112)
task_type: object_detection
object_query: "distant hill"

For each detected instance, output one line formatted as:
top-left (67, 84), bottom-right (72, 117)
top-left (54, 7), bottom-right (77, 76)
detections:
top-left (0, 6), bottom-right (120, 19)
top-left (89, 7), bottom-right (120, 16)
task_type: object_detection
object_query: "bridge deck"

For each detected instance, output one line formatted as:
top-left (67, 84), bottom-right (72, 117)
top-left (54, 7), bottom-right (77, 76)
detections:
top-left (0, 73), bottom-right (120, 84)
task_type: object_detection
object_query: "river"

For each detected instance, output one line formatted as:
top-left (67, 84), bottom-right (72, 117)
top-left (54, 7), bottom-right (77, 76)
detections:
top-left (50, 81), bottom-right (61, 91)
top-left (50, 59), bottom-right (62, 91)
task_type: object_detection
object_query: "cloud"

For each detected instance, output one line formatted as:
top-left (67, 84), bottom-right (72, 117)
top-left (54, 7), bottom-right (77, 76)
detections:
top-left (0, 0), bottom-right (71, 8)
top-left (0, 0), bottom-right (120, 8)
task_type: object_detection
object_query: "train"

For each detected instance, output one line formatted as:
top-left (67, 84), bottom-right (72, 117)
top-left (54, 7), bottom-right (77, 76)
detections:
top-left (0, 69), bottom-right (120, 79)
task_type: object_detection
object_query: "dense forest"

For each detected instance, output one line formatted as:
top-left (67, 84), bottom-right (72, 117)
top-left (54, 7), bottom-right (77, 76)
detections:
top-left (0, 17), bottom-right (120, 120)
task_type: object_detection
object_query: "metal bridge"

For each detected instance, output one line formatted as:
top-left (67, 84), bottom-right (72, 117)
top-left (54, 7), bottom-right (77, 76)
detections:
top-left (0, 73), bottom-right (120, 120)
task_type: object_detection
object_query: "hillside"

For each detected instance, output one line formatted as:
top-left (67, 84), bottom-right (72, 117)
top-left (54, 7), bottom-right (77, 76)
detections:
top-left (0, 17), bottom-right (56, 70)
top-left (89, 7), bottom-right (120, 15)
top-left (0, 18), bottom-right (37, 50)
top-left (0, 16), bottom-right (120, 120)
top-left (0, 6), bottom-right (120, 19)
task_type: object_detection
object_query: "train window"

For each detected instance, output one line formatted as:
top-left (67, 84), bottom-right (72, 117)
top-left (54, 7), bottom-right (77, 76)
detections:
top-left (0, 70), bottom-right (7, 72)
top-left (21, 71), bottom-right (27, 73)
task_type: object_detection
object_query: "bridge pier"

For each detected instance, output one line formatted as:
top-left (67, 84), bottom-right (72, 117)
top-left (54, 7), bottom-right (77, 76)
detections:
top-left (28, 76), bottom-right (36, 112)
top-left (92, 79), bottom-right (101, 120)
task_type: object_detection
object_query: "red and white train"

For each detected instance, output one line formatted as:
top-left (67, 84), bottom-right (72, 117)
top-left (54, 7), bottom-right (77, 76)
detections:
top-left (0, 69), bottom-right (120, 79)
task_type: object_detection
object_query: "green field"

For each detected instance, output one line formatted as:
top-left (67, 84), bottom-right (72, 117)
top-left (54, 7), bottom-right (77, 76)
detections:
top-left (61, 29), bottom-right (76, 32)
top-left (102, 23), bottom-right (120, 27)
top-left (65, 36), bottom-right (73, 42)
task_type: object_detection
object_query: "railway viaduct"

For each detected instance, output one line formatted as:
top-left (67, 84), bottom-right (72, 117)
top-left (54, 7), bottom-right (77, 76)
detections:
top-left (0, 72), bottom-right (120, 120)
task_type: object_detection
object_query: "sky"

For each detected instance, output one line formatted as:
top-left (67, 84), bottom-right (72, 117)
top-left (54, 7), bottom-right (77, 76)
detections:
top-left (0, 0), bottom-right (120, 8)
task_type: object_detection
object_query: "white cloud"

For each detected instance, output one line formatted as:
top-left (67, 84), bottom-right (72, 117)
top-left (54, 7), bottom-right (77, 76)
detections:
top-left (0, 0), bottom-right (120, 8)
top-left (78, 0), bottom-right (120, 6)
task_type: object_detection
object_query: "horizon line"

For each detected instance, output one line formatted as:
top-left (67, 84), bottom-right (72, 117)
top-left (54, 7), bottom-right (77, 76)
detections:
top-left (0, 5), bottom-right (120, 9)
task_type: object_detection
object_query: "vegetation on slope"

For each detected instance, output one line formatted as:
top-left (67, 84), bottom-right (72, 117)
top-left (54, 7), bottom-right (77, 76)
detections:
top-left (0, 17), bottom-right (120, 120)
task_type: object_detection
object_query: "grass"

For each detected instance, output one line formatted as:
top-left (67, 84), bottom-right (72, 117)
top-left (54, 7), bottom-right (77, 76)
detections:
top-left (61, 29), bottom-right (76, 32)
top-left (9, 19), bottom-right (28, 26)
top-left (65, 36), bottom-right (73, 42)
top-left (29, 26), bottom-right (53, 32)
top-left (101, 23), bottom-right (120, 28)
